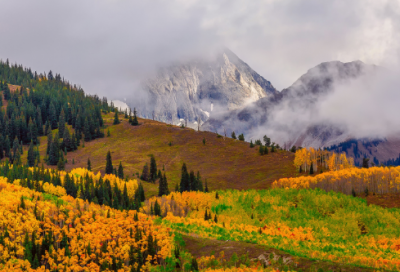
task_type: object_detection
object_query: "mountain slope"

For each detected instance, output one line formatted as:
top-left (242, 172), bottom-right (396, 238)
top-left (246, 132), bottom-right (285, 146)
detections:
top-left (24, 112), bottom-right (299, 197)
top-left (126, 49), bottom-right (277, 126)
top-left (202, 60), bottom-right (376, 147)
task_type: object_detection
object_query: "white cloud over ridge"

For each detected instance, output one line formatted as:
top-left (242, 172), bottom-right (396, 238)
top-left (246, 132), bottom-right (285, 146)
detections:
top-left (0, 0), bottom-right (400, 99)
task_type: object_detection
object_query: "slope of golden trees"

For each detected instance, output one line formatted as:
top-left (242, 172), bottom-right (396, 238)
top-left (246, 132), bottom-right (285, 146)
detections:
top-left (273, 165), bottom-right (400, 195)
top-left (0, 177), bottom-right (173, 271)
top-left (294, 148), bottom-right (354, 173)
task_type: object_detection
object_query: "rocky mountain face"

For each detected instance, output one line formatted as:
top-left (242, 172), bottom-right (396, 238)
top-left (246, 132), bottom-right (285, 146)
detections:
top-left (125, 49), bottom-right (277, 126)
top-left (203, 60), bottom-right (374, 144)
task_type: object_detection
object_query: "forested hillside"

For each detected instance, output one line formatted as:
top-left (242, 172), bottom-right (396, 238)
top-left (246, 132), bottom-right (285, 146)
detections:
top-left (0, 60), bottom-right (110, 166)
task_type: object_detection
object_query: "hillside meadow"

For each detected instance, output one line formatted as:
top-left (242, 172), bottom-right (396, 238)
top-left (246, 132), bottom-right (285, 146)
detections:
top-left (21, 112), bottom-right (299, 197)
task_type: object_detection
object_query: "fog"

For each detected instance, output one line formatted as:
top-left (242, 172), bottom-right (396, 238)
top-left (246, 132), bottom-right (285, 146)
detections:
top-left (1, 0), bottom-right (399, 97)
top-left (1, 0), bottom-right (400, 144)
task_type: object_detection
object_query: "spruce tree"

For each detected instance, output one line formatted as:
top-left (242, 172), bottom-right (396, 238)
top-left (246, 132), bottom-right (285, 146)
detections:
top-left (4, 135), bottom-right (10, 158)
top-left (62, 127), bottom-right (72, 151)
top-left (132, 108), bottom-right (139, 126)
top-left (105, 151), bottom-right (113, 174)
top-left (309, 162), bottom-right (314, 175)
top-left (158, 173), bottom-right (169, 197)
top-left (57, 153), bottom-right (65, 170)
top-left (46, 131), bottom-right (53, 155)
top-left (58, 109), bottom-right (65, 138)
top-left (113, 110), bottom-right (120, 125)
top-left (189, 170), bottom-right (197, 191)
top-left (84, 117), bottom-right (91, 142)
top-left (180, 163), bottom-right (190, 192)
top-left (48, 134), bottom-right (60, 165)
top-left (140, 163), bottom-right (149, 181)
top-left (259, 145), bottom-right (264, 155)
top-left (196, 171), bottom-right (203, 192)
top-left (44, 120), bottom-right (50, 135)
top-left (27, 142), bottom-right (35, 167)
top-left (87, 158), bottom-right (91, 171)
top-left (150, 156), bottom-right (157, 182)
top-left (49, 102), bottom-right (58, 129)
top-left (118, 161), bottom-right (124, 179)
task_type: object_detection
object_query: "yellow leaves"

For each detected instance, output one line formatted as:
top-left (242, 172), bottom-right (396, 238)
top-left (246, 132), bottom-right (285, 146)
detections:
top-left (273, 166), bottom-right (400, 195)
top-left (0, 174), bottom-right (174, 272)
top-left (42, 182), bottom-right (67, 197)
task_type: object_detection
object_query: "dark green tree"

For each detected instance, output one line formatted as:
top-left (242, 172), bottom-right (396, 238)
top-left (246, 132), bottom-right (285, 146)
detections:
top-left (113, 110), bottom-right (120, 125)
top-left (49, 102), bottom-right (58, 129)
top-left (4, 135), bottom-right (10, 158)
top-left (132, 108), bottom-right (139, 126)
top-left (27, 142), bottom-right (35, 167)
top-left (140, 163), bottom-right (149, 181)
top-left (362, 158), bottom-right (370, 168)
top-left (238, 134), bottom-right (245, 141)
top-left (150, 156), bottom-right (157, 182)
top-left (87, 158), bottom-right (91, 171)
top-left (231, 131), bottom-right (237, 139)
top-left (84, 117), bottom-right (91, 142)
top-left (309, 162), bottom-right (314, 175)
top-left (118, 161), bottom-right (124, 179)
top-left (158, 173), bottom-right (169, 197)
top-left (58, 109), bottom-right (65, 138)
top-left (180, 163), bottom-right (190, 192)
top-left (105, 151), bottom-right (113, 174)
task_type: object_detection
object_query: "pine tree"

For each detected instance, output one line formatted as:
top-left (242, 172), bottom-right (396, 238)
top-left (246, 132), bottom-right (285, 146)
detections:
top-left (58, 109), bottom-right (65, 138)
top-left (250, 140), bottom-right (254, 148)
top-left (57, 152), bottom-right (65, 170)
top-left (48, 134), bottom-right (60, 165)
top-left (180, 163), bottom-right (190, 192)
top-left (259, 145), bottom-right (264, 155)
top-left (62, 127), bottom-right (72, 151)
top-left (189, 170), bottom-right (198, 191)
top-left (84, 117), bottom-right (91, 142)
top-left (158, 173), bottom-right (169, 197)
top-left (132, 108), bottom-right (139, 126)
top-left (3, 83), bottom-right (11, 100)
top-left (140, 163), bottom-right (149, 181)
top-left (49, 102), bottom-right (58, 129)
top-left (4, 135), bottom-right (10, 158)
top-left (150, 156), bottom-right (157, 182)
top-left (87, 158), bottom-right (91, 171)
top-left (309, 162), bottom-right (314, 175)
top-left (44, 120), bottom-right (50, 135)
top-left (238, 134), bottom-right (245, 141)
top-left (46, 131), bottom-right (53, 155)
top-left (113, 110), bottom-right (120, 125)
top-left (105, 151), bottom-right (113, 174)
top-left (118, 161), bottom-right (124, 179)
top-left (27, 141), bottom-right (35, 167)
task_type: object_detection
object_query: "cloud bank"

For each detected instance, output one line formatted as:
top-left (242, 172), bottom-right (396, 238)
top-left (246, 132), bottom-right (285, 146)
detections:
top-left (0, 0), bottom-right (399, 99)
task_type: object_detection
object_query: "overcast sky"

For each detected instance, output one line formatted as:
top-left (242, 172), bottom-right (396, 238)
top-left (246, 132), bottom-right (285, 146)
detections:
top-left (1, 0), bottom-right (399, 98)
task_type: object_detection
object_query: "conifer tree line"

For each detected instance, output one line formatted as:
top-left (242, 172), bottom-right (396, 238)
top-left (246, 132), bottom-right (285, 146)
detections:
top-left (0, 60), bottom-right (111, 160)
top-left (0, 161), bottom-right (146, 211)
top-left (179, 163), bottom-right (203, 193)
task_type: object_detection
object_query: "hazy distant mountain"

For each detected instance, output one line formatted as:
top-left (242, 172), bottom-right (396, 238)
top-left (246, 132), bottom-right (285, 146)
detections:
top-left (125, 49), bottom-right (277, 126)
top-left (203, 60), bottom-right (374, 144)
